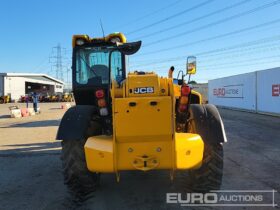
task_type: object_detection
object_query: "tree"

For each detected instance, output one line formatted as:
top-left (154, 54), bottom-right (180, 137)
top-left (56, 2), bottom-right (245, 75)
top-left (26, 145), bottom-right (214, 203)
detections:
top-left (189, 80), bottom-right (197, 84)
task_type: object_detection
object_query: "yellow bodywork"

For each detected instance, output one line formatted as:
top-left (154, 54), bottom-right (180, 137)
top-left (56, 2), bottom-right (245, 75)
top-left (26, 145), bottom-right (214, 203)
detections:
top-left (85, 133), bottom-right (204, 172)
top-left (84, 71), bottom-right (204, 177)
top-left (114, 96), bottom-right (172, 142)
top-left (72, 32), bottom-right (126, 47)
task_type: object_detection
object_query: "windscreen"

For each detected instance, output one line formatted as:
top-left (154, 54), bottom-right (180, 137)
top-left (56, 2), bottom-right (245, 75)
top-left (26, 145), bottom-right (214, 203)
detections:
top-left (75, 47), bottom-right (123, 86)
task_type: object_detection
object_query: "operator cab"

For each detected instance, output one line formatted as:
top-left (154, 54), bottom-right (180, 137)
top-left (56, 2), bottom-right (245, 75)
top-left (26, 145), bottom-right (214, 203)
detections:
top-left (73, 33), bottom-right (123, 105)
top-left (72, 33), bottom-right (141, 105)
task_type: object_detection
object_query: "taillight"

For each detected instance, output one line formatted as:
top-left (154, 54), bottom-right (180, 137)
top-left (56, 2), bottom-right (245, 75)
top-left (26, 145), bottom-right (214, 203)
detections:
top-left (180, 96), bottom-right (188, 105)
top-left (95, 89), bottom-right (108, 116)
top-left (98, 98), bottom-right (107, 107)
top-left (179, 104), bottom-right (187, 112)
top-left (95, 89), bottom-right (105, 99)
top-left (181, 85), bottom-right (191, 96)
top-left (178, 85), bottom-right (191, 113)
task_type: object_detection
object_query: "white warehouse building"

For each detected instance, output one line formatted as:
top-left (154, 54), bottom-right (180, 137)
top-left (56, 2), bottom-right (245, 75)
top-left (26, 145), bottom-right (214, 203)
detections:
top-left (0, 73), bottom-right (64, 102)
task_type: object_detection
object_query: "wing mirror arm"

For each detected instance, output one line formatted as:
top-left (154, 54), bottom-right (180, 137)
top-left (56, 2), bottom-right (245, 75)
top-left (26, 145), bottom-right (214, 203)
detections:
top-left (177, 70), bottom-right (185, 85)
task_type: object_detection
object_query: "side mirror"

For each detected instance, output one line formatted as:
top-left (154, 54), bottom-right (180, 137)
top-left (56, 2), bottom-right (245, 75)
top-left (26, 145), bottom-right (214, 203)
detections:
top-left (187, 56), bottom-right (196, 75)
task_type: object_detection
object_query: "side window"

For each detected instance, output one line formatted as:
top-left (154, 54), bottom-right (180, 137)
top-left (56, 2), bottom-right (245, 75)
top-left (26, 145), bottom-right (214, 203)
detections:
top-left (76, 53), bottom-right (88, 84)
top-left (111, 51), bottom-right (124, 83)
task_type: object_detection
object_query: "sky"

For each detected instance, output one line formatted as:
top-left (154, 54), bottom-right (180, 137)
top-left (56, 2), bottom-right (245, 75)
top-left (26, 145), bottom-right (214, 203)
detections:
top-left (0, 0), bottom-right (280, 83)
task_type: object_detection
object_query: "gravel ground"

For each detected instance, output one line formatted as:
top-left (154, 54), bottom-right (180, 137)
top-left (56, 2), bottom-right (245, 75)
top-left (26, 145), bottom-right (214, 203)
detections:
top-left (0, 103), bottom-right (279, 210)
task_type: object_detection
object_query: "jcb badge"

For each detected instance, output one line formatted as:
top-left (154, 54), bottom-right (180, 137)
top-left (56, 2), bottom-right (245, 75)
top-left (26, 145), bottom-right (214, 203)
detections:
top-left (134, 87), bottom-right (154, 94)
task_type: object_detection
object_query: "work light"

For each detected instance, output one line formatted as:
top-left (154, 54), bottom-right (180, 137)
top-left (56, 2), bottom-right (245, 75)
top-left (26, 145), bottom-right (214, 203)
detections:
top-left (76, 39), bottom-right (85, 46)
top-left (110, 37), bottom-right (121, 43)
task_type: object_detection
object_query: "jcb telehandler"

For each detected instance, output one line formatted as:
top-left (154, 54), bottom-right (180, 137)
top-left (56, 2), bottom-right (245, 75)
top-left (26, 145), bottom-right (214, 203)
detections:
top-left (0, 95), bottom-right (10, 104)
top-left (57, 33), bottom-right (227, 197)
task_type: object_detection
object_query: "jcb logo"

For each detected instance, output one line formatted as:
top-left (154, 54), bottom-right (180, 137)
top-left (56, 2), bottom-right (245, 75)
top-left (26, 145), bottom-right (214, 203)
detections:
top-left (134, 87), bottom-right (154, 94)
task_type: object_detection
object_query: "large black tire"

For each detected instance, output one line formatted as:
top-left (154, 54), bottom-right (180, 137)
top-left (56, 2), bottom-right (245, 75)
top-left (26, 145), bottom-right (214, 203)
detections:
top-left (177, 104), bottom-right (225, 192)
top-left (186, 143), bottom-right (223, 192)
top-left (61, 117), bottom-right (102, 200)
top-left (62, 139), bottom-right (99, 199)
top-left (0, 98), bottom-right (4, 104)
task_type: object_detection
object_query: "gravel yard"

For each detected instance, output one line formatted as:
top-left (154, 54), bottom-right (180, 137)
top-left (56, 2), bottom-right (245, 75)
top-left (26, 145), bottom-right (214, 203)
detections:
top-left (0, 103), bottom-right (279, 210)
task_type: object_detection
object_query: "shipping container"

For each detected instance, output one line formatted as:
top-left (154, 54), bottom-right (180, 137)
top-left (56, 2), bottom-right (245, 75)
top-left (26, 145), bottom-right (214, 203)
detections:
top-left (208, 72), bottom-right (256, 111)
top-left (208, 67), bottom-right (280, 115)
top-left (257, 67), bottom-right (280, 115)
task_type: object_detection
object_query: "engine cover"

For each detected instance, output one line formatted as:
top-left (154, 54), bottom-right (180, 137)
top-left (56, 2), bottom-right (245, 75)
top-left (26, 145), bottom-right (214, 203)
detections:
top-left (126, 72), bottom-right (163, 97)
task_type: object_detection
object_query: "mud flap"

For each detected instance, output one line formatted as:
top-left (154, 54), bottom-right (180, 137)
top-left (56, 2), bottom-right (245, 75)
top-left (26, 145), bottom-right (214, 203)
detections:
top-left (56, 105), bottom-right (98, 141)
top-left (189, 104), bottom-right (227, 144)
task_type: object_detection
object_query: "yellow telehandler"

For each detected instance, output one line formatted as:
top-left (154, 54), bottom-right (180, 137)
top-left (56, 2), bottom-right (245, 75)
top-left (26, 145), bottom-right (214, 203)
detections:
top-left (57, 33), bottom-right (227, 198)
top-left (0, 95), bottom-right (10, 104)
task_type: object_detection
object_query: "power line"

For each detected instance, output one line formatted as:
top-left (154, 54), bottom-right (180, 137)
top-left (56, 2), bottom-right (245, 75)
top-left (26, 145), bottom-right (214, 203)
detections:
top-left (198, 43), bottom-right (280, 59)
top-left (131, 46), bottom-right (280, 71)
top-left (199, 55), bottom-right (280, 68)
top-left (199, 47), bottom-right (280, 64)
top-left (115, 0), bottom-right (183, 29)
top-left (135, 35), bottom-right (280, 63)
top-left (130, 35), bottom-right (280, 67)
top-left (143, 0), bottom-right (280, 47)
top-left (131, 41), bottom-right (280, 68)
top-left (194, 60), bottom-right (280, 81)
top-left (32, 57), bottom-right (49, 72)
top-left (192, 35), bottom-right (280, 56)
top-left (133, 0), bottom-right (252, 40)
top-left (131, 46), bottom-right (280, 72)
top-left (134, 42), bottom-right (280, 64)
top-left (33, 61), bottom-right (50, 73)
top-left (127, 0), bottom-right (215, 35)
top-left (135, 18), bottom-right (280, 56)
top-left (129, 31), bottom-right (280, 73)
top-left (199, 60), bottom-right (280, 70)
top-left (142, 57), bottom-right (280, 74)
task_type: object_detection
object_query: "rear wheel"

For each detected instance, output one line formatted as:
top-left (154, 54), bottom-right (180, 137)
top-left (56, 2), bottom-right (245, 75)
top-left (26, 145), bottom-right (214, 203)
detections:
top-left (177, 104), bottom-right (225, 192)
top-left (61, 118), bottom-right (102, 200)
top-left (62, 139), bottom-right (99, 200)
top-left (186, 143), bottom-right (223, 192)
top-left (0, 98), bottom-right (4, 104)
